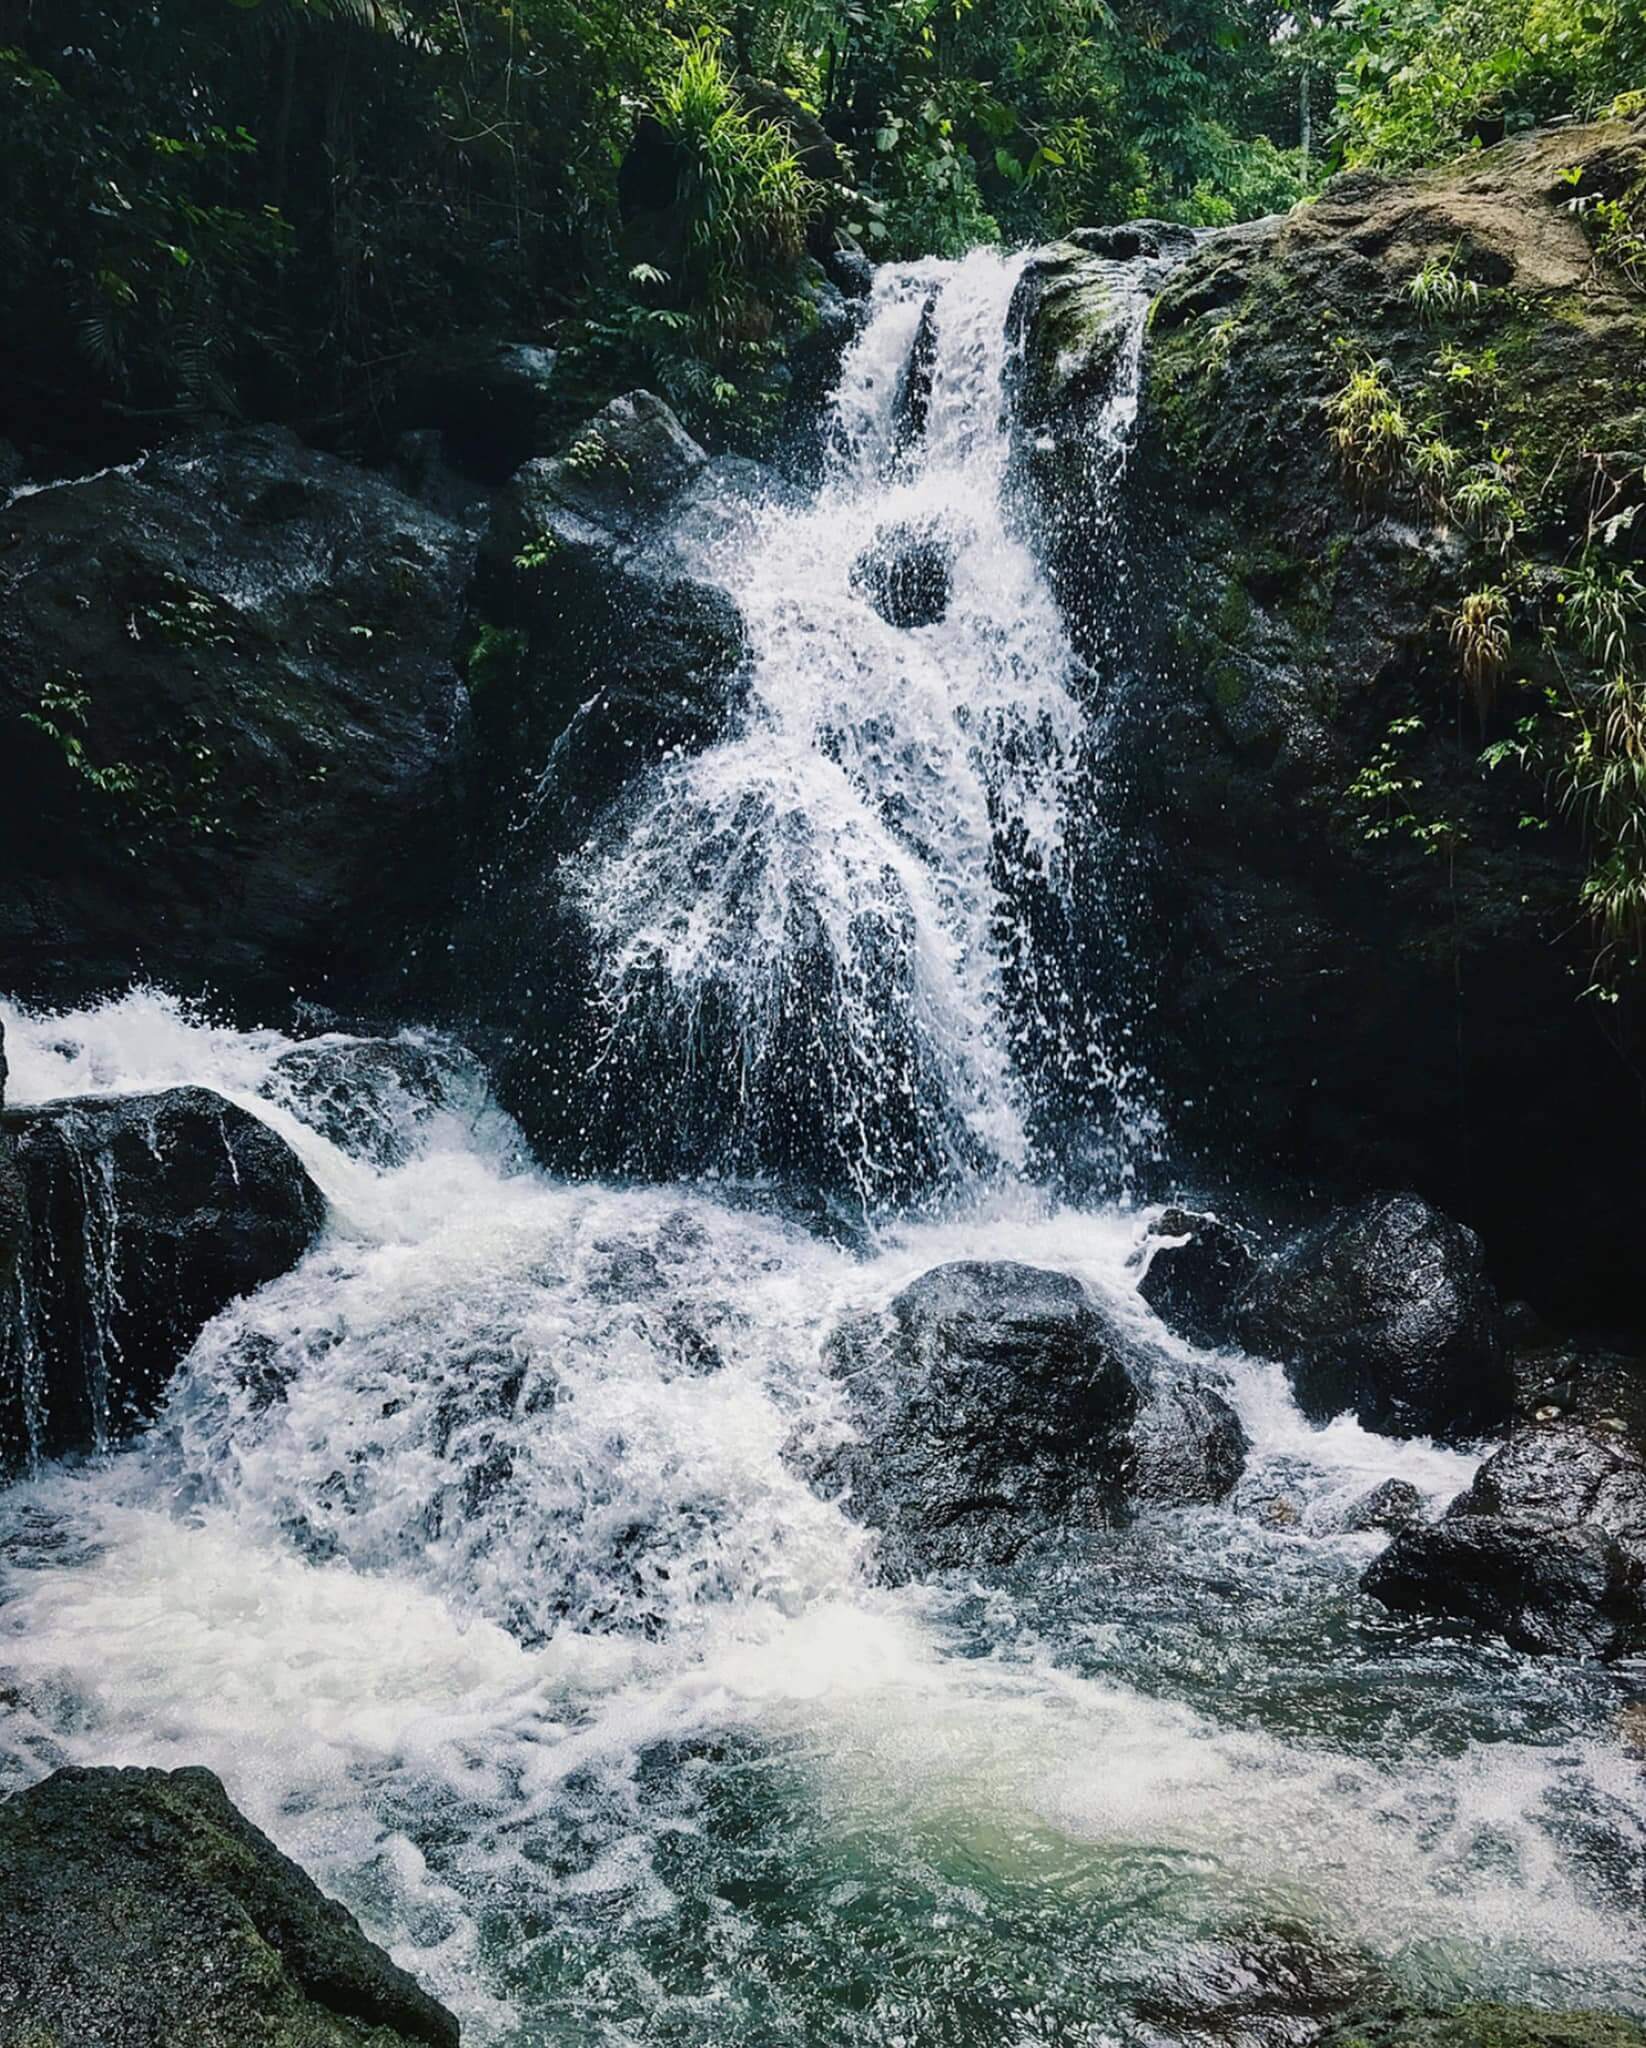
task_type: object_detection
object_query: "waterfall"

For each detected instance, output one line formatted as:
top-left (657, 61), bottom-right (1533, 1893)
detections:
top-left (2, 256), bottom-right (1643, 2048)
top-left (567, 249), bottom-right (1157, 1209)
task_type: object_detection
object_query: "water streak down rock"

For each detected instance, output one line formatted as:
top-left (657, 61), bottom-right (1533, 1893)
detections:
top-left (0, 1086), bottom-right (325, 1471)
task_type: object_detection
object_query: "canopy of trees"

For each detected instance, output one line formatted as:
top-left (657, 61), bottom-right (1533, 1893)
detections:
top-left (1, 0), bottom-right (1640, 456)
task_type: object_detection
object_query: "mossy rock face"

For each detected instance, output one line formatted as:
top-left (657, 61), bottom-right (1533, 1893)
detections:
top-left (1017, 116), bottom-right (1646, 1327)
top-left (0, 426), bottom-right (478, 1008)
top-left (1324, 2007), bottom-right (1646, 2048)
top-left (0, 1765), bottom-right (460, 2048)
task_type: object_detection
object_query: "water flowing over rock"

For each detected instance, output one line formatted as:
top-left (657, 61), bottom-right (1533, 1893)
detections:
top-left (1136, 1206), bottom-right (1257, 1349)
top-left (482, 251), bottom-right (1162, 1202)
top-left (0, 1764), bottom-right (460, 2048)
top-left (850, 517), bottom-right (955, 626)
top-left (1234, 1195), bottom-right (1509, 1444)
top-left (0, 427), bottom-right (475, 1003)
top-left (0, 1085), bottom-right (324, 1470)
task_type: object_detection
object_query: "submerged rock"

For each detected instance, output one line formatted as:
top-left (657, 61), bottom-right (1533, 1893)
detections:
top-left (1134, 1918), bottom-right (1378, 2046)
top-left (1339, 1478), bottom-right (1427, 1536)
top-left (0, 426), bottom-right (476, 1005)
top-left (0, 1764), bottom-right (459, 2048)
top-left (1137, 1206), bottom-right (1257, 1348)
top-left (851, 518), bottom-right (954, 628)
top-left (801, 1258), bottom-right (1246, 1579)
top-left (1234, 1195), bottom-right (1509, 1444)
top-left (0, 1087), bottom-right (325, 1470)
top-left (1363, 1348), bottom-right (1646, 1657)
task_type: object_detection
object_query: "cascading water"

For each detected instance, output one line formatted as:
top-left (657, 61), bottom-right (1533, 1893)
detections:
top-left (569, 250), bottom-right (1157, 1208)
top-left (2, 254), bottom-right (1644, 2047)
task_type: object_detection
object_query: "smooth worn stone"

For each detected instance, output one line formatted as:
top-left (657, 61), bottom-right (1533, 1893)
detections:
top-left (1234, 1195), bottom-right (1509, 1444)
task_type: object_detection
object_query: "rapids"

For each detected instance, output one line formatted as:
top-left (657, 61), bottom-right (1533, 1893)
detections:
top-left (2, 252), bottom-right (1643, 2046)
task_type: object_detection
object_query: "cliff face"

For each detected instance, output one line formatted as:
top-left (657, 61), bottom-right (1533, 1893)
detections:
top-left (1033, 118), bottom-right (1646, 1324)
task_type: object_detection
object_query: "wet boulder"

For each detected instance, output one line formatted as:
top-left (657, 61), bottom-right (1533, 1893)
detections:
top-left (1125, 1368), bottom-right (1250, 1508)
top-left (805, 1260), bottom-right (1139, 1578)
top-left (1234, 1195), bottom-right (1510, 1444)
top-left (0, 427), bottom-right (476, 1005)
top-left (1339, 1477), bottom-right (1427, 1536)
top-left (851, 519), bottom-right (954, 628)
top-left (0, 1764), bottom-right (459, 2048)
top-left (892, 288), bottom-right (941, 452)
top-left (1363, 1358), bottom-right (1646, 1658)
top-left (0, 1087), bottom-right (325, 1471)
top-left (262, 1033), bottom-right (491, 1171)
top-left (800, 1259), bottom-right (1246, 1580)
top-left (473, 390), bottom-right (750, 842)
top-left (1137, 1206), bottom-right (1257, 1348)
top-left (1322, 2007), bottom-right (1646, 2048)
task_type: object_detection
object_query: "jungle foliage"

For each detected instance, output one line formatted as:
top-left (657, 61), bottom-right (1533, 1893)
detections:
top-left (1, 0), bottom-right (1640, 460)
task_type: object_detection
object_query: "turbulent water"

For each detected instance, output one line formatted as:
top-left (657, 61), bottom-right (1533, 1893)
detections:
top-left (571, 251), bottom-right (1157, 1206)
top-left (2, 254), bottom-right (1644, 2046)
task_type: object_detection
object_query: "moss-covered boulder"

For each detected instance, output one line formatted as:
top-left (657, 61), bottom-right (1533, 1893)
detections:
top-left (1323, 2008), bottom-right (1646, 2048)
top-left (0, 1764), bottom-right (459, 2047)
top-left (1044, 118), bottom-right (1646, 1326)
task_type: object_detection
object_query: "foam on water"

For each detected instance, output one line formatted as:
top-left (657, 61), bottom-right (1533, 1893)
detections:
top-left (3, 993), bottom-right (1643, 2039)
top-left (3, 251), bottom-right (1643, 2043)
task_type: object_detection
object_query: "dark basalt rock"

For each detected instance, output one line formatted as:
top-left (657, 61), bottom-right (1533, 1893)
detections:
top-left (0, 1764), bottom-right (459, 2048)
top-left (1088, 119), bottom-right (1646, 1331)
top-left (1339, 1477), bottom-right (1427, 1535)
top-left (892, 289), bottom-right (941, 452)
top-left (1321, 2010), bottom-right (1646, 2048)
top-left (826, 244), bottom-right (875, 300)
top-left (1363, 1351), bottom-right (1646, 1657)
top-left (807, 1260), bottom-right (1139, 1578)
top-left (474, 391), bottom-right (751, 841)
top-left (801, 1259), bottom-right (1247, 1580)
top-left (447, 392), bottom-right (757, 1166)
top-left (851, 519), bottom-right (954, 628)
top-left (1234, 1194), bottom-right (1510, 1444)
top-left (0, 1087), bottom-right (325, 1471)
top-left (1137, 1206), bottom-right (1257, 1348)
top-left (398, 337), bottom-right (561, 482)
top-left (1125, 1368), bottom-right (1250, 1507)
top-left (1066, 219), bottom-right (1199, 264)
top-left (0, 426), bottom-right (476, 1006)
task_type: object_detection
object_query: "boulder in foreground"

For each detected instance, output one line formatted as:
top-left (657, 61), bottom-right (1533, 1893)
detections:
top-left (0, 1763), bottom-right (459, 2048)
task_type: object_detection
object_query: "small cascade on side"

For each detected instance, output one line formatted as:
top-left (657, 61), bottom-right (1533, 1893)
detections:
top-left (564, 248), bottom-right (1160, 1211)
